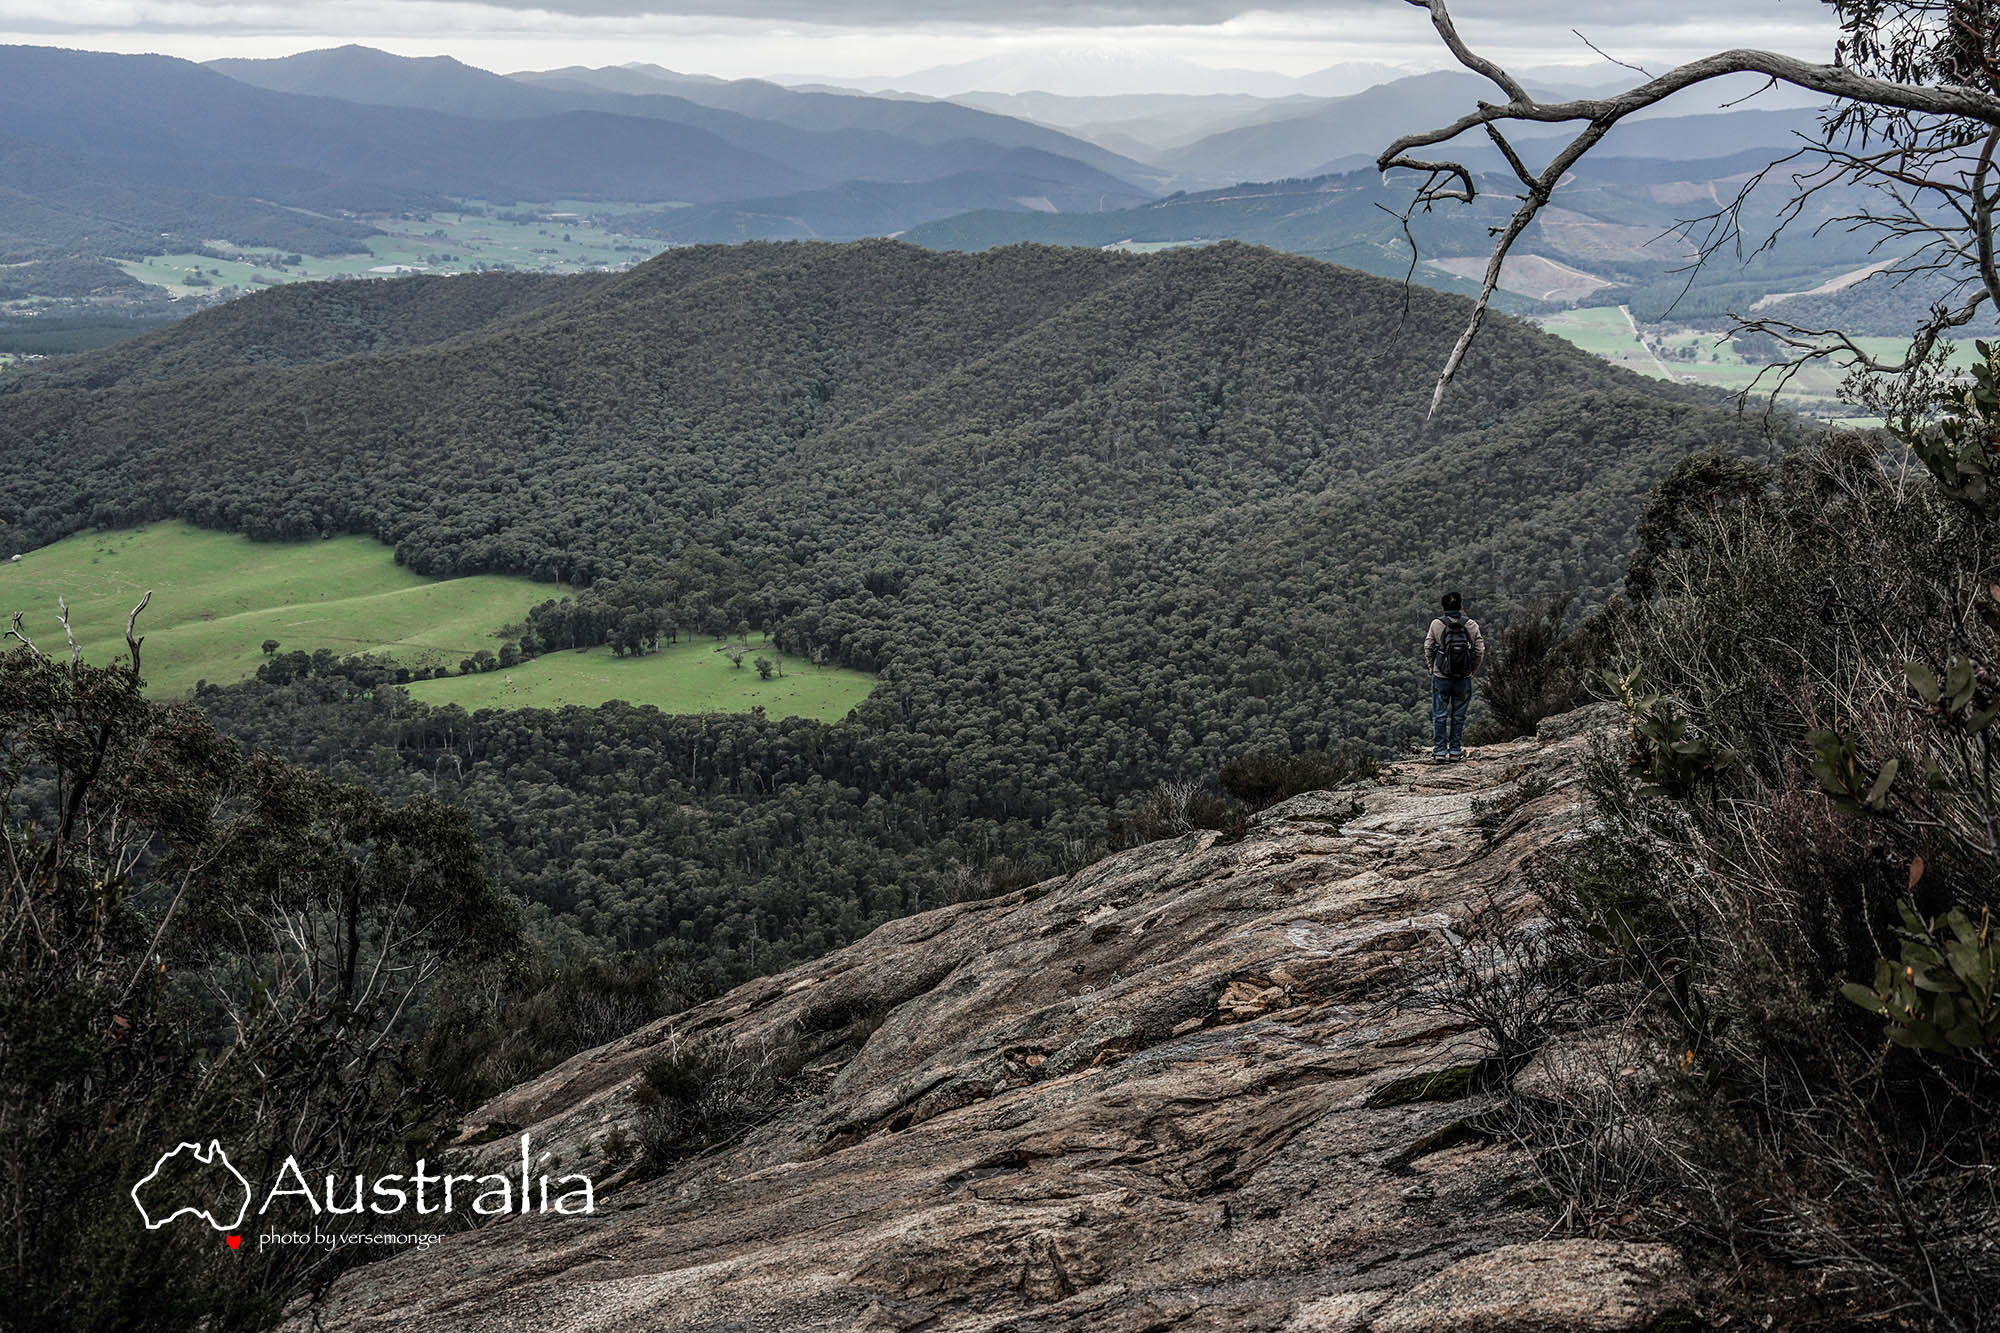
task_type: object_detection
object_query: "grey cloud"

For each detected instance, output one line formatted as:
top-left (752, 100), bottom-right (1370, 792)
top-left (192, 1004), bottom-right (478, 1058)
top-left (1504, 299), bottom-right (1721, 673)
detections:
top-left (10, 0), bottom-right (1820, 31)
top-left (447, 0), bottom-right (1774, 19)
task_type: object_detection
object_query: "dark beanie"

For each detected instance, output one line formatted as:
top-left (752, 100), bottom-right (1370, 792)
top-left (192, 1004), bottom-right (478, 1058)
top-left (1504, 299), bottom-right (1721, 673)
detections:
top-left (1442, 591), bottom-right (1462, 612)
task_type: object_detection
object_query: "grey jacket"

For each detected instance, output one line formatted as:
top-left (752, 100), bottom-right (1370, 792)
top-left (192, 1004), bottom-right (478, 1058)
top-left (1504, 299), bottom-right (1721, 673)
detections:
top-left (1424, 615), bottom-right (1485, 679)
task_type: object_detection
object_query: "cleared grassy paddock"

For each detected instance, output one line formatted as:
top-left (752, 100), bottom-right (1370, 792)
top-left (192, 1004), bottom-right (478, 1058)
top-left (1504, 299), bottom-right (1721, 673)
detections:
top-left (0, 521), bottom-right (551, 696)
top-left (1538, 307), bottom-right (1980, 417)
top-left (115, 201), bottom-right (661, 297)
top-left (407, 635), bottom-right (876, 722)
top-left (0, 522), bottom-right (877, 720)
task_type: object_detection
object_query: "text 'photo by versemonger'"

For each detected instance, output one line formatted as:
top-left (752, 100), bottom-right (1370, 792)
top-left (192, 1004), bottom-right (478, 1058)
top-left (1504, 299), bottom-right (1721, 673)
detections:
top-left (1, 1), bottom-right (1996, 1330)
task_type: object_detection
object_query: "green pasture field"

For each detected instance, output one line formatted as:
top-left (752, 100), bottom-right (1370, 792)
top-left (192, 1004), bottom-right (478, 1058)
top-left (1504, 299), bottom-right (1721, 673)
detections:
top-left (1538, 307), bottom-right (1979, 417)
top-left (0, 521), bottom-right (877, 720)
top-left (407, 635), bottom-right (877, 723)
top-left (115, 200), bottom-right (665, 297)
top-left (0, 522), bottom-right (551, 696)
top-left (1538, 306), bottom-right (1643, 358)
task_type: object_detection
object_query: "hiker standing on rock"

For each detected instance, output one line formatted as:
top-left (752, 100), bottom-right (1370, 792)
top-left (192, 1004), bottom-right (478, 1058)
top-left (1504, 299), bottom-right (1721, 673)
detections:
top-left (1424, 591), bottom-right (1484, 763)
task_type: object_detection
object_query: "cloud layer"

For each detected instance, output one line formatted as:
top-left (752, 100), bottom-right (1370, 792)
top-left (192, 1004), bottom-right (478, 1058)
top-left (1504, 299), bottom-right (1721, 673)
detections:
top-left (0, 0), bottom-right (1840, 85)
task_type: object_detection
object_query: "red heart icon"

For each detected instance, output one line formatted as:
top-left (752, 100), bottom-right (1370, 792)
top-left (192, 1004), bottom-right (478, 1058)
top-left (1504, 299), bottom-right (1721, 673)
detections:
top-left (226, 1235), bottom-right (242, 1250)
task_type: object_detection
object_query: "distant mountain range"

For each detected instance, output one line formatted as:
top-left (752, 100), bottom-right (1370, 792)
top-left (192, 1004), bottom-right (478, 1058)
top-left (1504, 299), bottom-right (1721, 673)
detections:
top-left (1149, 71), bottom-right (1825, 188)
top-left (617, 169), bottom-right (1154, 245)
top-left (0, 46), bottom-right (808, 217)
top-left (0, 40), bottom-right (1864, 337)
top-left (943, 90), bottom-right (1327, 160)
top-left (0, 43), bottom-right (1163, 275)
top-left (214, 46), bottom-right (1163, 188)
top-left (900, 148), bottom-right (1906, 326)
top-left (0, 130), bottom-right (378, 265)
top-left (772, 52), bottom-right (1416, 99)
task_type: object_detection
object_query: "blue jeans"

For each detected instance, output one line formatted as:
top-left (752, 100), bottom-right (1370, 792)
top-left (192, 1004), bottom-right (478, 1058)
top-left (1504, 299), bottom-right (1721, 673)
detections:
top-left (1431, 675), bottom-right (1472, 756)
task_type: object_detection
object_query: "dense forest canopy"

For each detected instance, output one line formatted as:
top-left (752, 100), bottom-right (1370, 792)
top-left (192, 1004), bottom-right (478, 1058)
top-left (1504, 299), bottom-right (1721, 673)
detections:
top-left (1, 240), bottom-right (1773, 975)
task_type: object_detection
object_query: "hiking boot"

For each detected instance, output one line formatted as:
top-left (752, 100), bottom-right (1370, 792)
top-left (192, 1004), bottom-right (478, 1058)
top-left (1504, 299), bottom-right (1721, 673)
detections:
top-left (1448, 752), bottom-right (1464, 762)
top-left (1431, 753), bottom-right (1449, 764)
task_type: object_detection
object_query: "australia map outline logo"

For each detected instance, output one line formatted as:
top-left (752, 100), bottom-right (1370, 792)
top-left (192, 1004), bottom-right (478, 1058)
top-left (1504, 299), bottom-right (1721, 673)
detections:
top-left (131, 1140), bottom-right (251, 1232)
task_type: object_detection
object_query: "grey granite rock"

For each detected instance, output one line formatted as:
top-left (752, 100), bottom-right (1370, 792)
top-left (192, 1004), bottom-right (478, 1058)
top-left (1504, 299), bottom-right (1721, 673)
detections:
top-left (287, 711), bottom-right (1676, 1332)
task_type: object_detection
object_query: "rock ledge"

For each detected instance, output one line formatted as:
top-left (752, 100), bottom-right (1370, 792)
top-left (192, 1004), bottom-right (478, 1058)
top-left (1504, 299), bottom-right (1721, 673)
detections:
top-left (295, 707), bottom-right (1691, 1332)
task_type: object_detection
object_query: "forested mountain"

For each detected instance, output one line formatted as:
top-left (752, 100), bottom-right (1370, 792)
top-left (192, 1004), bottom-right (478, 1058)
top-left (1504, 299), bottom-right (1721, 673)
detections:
top-left (0, 44), bottom-right (1158, 279)
top-left (9, 270), bottom-right (617, 390)
top-left (617, 168), bottom-right (1154, 244)
top-left (0, 241), bottom-right (1770, 976)
top-left (0, 132), bottom-right (377, 264)
top-left (206, 46), bottom-right (1161, 188)
top-left (1156, 69), bottom-right (1823, 186)
top-left (904, 154), bottom-right (1903, 323)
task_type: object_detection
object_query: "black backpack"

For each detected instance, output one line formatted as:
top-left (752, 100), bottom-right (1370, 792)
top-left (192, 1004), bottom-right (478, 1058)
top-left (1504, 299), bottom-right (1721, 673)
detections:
top-left (1438, 613), bottom-right (1476, 679)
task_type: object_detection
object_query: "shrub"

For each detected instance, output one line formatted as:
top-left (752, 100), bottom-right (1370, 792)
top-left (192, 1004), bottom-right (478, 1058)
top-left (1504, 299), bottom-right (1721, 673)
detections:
top-left (625, 1032), bottom-right (811, 1181)
top-left (1499, 411), bottom-right (2000, 1329)
top-left (0, 631), bottom-right (516, 1330)
top-left (415, 930), bottom-right (715, 1110)
top-left (1116, 744), bottom-right (1377, 847)
top-left (1218, 744), bottom-right (1378, 809)
top-left (1471, 589), bottom-right (1618, 741)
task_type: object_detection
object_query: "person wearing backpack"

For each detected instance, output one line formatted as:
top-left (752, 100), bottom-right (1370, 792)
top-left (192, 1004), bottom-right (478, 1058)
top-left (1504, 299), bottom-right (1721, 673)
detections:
top-left (1424, 591), bottom-right (1485, 762)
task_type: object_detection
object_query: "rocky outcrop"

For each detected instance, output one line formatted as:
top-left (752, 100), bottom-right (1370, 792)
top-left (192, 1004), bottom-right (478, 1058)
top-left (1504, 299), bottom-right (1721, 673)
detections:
top-left (291, 706), bottom-right (1689, 1331)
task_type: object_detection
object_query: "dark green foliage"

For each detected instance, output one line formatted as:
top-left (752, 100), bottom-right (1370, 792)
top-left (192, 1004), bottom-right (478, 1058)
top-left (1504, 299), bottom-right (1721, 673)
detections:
top-left (1114, 744), bottom-right (1375, 847)
top-left (1903, 338), bottom-right (2000, 511)
top-left (1471, 590), bottom-right (1618, 741)
top-left (0, 310), bottom-right (184, 358)
top-left (1509, 408), bottom-right (2000, 1327)
top-left (625, 1034), bottom-right (811, 1182)
top-left (0, 635), bottom-right (516, 1331)
top-left (0, 134), bottom-right (378, 266)
top-left (8, 269), bottom-right (609, 393)
top-left (1216, 744), bottom-right (1378, 809)
top-left (1755, 271), bottom-right (2000, 339)
top-left (0, 257), bottom-right (147, 300)
top-left (2, 241), bottom-right (1767, 985)
top-left (1843, 903), bottom-right (1999, 1055)
top-left (414, 928), bottom-right (716, 1111)
top-left (1624, 450), bottom-right (1771, 602)
top-left (1607, 667), bottom-right (1737, 800)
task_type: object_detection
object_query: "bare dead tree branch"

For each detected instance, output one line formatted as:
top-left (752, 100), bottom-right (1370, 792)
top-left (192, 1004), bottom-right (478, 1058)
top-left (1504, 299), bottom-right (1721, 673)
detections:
top-left (1571, 30), bottom-right (1652, 80)
top-left (55, 597), bottom-right (79, 668)
top-left (1379, 0), bottom-right (2000, 420)
top-left (4, 613), bottom-right (39, 660)
top-left (123, 591), bottom-right (150, 679)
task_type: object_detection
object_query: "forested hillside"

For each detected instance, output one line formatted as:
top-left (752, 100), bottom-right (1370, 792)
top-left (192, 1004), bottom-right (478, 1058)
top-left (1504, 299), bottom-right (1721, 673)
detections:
top-left (903, 154), bottom-right (1903, 327)
top-left (0, 240), bottom-right (1769, 977)
top-left (10, 269), bottom-right (618, 390)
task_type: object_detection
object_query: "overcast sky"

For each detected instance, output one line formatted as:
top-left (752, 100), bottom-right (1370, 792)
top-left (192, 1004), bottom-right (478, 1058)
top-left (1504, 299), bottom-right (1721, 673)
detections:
top-left (0, 2), bottom-right (1842, 86)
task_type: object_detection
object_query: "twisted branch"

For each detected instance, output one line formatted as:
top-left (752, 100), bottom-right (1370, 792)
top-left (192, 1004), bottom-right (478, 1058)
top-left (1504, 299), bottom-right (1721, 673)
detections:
top-left (1379, 0), bottom-right (2000, 420)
